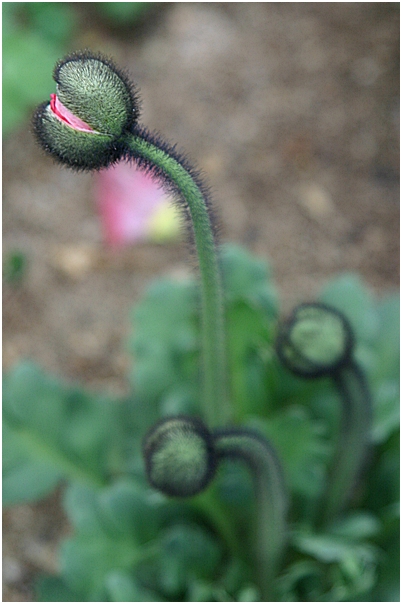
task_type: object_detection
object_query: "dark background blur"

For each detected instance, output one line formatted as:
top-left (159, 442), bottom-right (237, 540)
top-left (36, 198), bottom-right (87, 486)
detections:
top-left (3, 3), bottom-right (399, 600)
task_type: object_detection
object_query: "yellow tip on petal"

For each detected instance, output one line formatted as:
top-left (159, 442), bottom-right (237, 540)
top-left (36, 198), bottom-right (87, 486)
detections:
top-left (147, 200), bottom-right (181, 243)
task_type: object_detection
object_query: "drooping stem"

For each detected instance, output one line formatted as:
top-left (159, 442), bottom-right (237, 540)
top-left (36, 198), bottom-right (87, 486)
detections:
top-left (319, 360), bottom-right (372, 526)
top-left (276, 303), bottom-right (372, 528)
top-left (213, 428), bottom-right (288, 601)
top-left (143, 417), bottom-right (288, 600)
top-left (33, 50), bottom-right (229, 426)
top-left (124, 130), bottom-right (228, 427)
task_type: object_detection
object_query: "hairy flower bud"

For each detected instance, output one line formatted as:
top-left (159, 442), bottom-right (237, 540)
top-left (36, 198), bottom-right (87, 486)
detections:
top-left (143, 416), bottom-right (217, 498)
top-left (276, 302), bottom-right (354, 378)
top-left (33, 51), bottom-right (140, 170)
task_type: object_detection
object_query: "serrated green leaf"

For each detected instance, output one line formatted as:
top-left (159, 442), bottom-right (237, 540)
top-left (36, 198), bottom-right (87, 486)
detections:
top-left (293, 531), bottom-right (378, 564)
top-left (64, 480), bottom-right (161, 550)
top-left (3, 419), bottom-right (62, 505)
top-left (61, 533), bottom-right (138, 601)
top-left (221, 244), bottom-right (278, 317)
top-left (247, 406), bottom-right (330, 500)
top-left (155, 523), bottom-right (223, 596)
top-left (131, 279), bottom-right (197, 349)
top-left (276, 559), bottom-right (325, 602)
top-left (226, 301), bottom-right (274, 419)
top-left (319, 274), bottom-right (378, 346)
top-left (105, 569), bottom-right (162, 602)
top-left (129, 279), bottom-right (199, 407)
top-left (98, 478), bottom-right (160, 543)
top-left (3, 362), bottom-right (120, 492)
top-left (63, 483), bottom-right (107, 535)
top-left (292, 529), bottom-right (380, 599)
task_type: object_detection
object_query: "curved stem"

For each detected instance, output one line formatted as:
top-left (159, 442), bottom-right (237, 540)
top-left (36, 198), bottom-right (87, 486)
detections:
top-left (124, 130), bottom-right (228, 427)
top-left (213, 428), bottom-right (288, 601)
top-left (320, 360), bottom-right (372, 527)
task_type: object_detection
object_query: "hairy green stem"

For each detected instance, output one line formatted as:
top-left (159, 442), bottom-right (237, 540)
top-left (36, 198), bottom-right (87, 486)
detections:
top-left (213, 428), bottom-right (288, 601)
top-left (124, 132), bottom-right (228, 427)
top-left (275, 303), bottom-right (372, 528)
top-left (320, 360), bottom-right (372, 526)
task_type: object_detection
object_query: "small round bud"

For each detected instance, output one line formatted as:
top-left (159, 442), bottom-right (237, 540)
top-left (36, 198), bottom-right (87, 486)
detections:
top-left (276, 303), bottom-right (354, 378)
top-left (32, 51), bottom-right (140, 170)
top-left (143, 416), bottom-right (217, 498)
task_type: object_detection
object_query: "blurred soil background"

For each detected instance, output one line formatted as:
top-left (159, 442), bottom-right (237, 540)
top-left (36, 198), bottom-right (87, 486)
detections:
top-left (3, 2), bottom-right (399, 601)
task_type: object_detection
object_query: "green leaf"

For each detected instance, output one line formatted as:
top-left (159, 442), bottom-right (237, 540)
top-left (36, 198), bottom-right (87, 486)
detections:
top-left (61, 534), bottom-right (138, 601)
top-left (373, 293), bottom-right (400, 381)
top-left (97, 2), bottom-right (151, 25)
top-left (63, 479), bottom-right (160, 542)
top-left (3, 422), bottom-right (62, 505)
top-left (128, 245), bottom-right (279, 422)
top-left (236, 584), bottom-right (261, 601)
top-left (61, 482), bottom-right (223, 601)
top-left (22, 2), bottom-right (76, 44)
top-left (276, 559), bottom-right (325, 602)
top-left (247, 406), bottom-right (330, 500)
top-left (221, 244), bottom-right (278, 317)
top-left (60, 482), bottom-right (156, 601)
top-left (105, 569), bottom-right (162, 602)
top-left (3, 30), bottom-right (58, 135)
top-left (319, 273), bottom-right (378, 347)
top-left (35, 575), bottom-right (80, 602)
top-left (365, 440), bottom-right (400, 513)
top-left (293, 530), bottom-right (378, 566)
top-left (226, 301), bottom-right (274, 418)
top-left (147, 523), bottom-right (223, 597)
top-left (293, 529), bottom-right (379, 600)
top-left (129, 279), bottom-right (199, 406)
top-left (98, 479), bottom-right (160, 543)
top-left (372, 513), bottom-right (400, 602)
top-left (330, 511), bottom-right (381, 540)
top-left (372, 379), bottom-right (400, 443)
top-left (3, 362), bottom-right (120, 496)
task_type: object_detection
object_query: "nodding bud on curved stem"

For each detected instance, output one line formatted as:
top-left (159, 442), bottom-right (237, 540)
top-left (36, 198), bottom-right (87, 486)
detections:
top-left (276, 302), bottom-right (371, 526)
top-left (143, 416), bottom-right (217, 498)
top-left (143, 415), bottom-right (288, 601)
top-left (33, 51), bottom-right (140, 170)
top-left (32, 51), bottom-right (228, 427)
top-left (276, 302), bottom-right (354, 378)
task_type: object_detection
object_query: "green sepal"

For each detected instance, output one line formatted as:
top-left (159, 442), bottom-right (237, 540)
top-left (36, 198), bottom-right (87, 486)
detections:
top-left (33, 101), bottom-right (122, 170)
top-left (54, 52), bottom-right (138, 136)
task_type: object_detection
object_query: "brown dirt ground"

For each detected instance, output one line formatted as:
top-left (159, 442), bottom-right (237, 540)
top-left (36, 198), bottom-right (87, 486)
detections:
top-left (3, 3), bottom-right (399, 601)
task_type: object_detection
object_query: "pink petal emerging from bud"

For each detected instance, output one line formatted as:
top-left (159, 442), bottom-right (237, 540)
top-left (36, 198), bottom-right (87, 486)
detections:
top-left (95, 162), bottom-right (179, 247)
top-left (50, 93), bottom-right (96, 133)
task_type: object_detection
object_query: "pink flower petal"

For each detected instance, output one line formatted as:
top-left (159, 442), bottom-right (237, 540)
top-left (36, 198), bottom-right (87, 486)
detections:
top-left (50, 94), bottom-right (96, 133)
top-left (95, 162), bottom-right (178, 247)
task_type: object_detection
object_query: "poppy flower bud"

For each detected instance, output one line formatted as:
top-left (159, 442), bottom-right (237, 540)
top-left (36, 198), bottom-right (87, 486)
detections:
top-left (33, 51), bottom-right (140, 170)
top-left (143, 416), bottom-right (217, 498)
top-left (276, 302), bottom-right (354, 378)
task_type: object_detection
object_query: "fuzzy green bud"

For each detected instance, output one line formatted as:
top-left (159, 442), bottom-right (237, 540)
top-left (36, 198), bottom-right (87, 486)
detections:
top-left (143, 416), bottom-right (217, 498)
top-left (33, 51), bottom-right (140, 170)
top-left (276, 303), bottom-right (354, 378)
